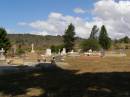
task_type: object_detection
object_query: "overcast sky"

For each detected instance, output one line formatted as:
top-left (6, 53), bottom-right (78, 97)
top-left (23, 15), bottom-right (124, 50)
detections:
top-left (0, 0), bottom-right (130, 39)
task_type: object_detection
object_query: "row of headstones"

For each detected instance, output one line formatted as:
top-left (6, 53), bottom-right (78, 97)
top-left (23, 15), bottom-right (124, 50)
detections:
top-left (20, 44), bottom-right (97, 57)
top-left (0, 44), bottom-right (67, 61)
top-left (0, 44), bottom-right (36, 61)
top-left (31, 44), bottom-right (67, 56)
top-left (45, 48), bottom-right (67, 56)
top-left (0, 45), bottom-right (127, 61)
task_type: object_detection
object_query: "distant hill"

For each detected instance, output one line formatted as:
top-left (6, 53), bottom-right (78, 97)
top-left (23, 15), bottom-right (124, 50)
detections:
top-left (7, 34), bottom-right (83, 50)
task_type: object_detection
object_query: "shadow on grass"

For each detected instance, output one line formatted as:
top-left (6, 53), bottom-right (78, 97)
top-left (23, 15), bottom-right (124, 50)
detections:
top-left (0, 64), bottom-right (130, 97)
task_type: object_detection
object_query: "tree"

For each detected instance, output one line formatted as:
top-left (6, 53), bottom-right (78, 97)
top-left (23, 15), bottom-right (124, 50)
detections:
top-left (63, 23), bottom-right (75, 52)
top-left (50, 45), bottom-right (56, 53)
top-left (0, 27), bottom-right (11, 52)
top-left (99, 25), bottom-right (111, 50)
top-left (89, 25), bottom-right (99, 39)
top-left (113, 36), bottom-right (129, 44)
top-left (81, 39), bottom-right (100, 51)
top-left (80, 25), bottom-right (100, 51)
top-left (123, 36), bottom-right (129, 43)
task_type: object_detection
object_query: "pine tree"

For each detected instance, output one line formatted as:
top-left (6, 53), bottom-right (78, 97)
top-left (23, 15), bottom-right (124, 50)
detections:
top-left (81, 25), bottom-right (100, 51)
top-left (63, 23), bottom-right (75, 52)
top-left (0, 28), bottom-right (11, 52)
top-left (99, 25), bottom-right (111, 50)
top-left (123, 36), bottom-right (129, 43)
top-left (89, 25), bottom-right (99, 39)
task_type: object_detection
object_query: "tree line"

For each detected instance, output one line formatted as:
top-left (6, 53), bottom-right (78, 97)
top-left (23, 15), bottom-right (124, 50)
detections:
top-left (0, 24), bottom-right (130, 54)
top-left (64, 24), bottom-right (111, 52)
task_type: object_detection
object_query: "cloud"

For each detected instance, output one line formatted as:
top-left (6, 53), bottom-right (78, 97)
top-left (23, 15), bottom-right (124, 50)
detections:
top-left (7, 28), bottom-right (48, 36)
top-left (18, 0), bottom-right (130, 39)
top-left (19, 12), bottom-right (96, 38)
top-left (28, 31), bottom-right (48, 35)
top-left (92, 0), bottom-right (130, 38)
top-left (73, 8), bottom-right (86, 14)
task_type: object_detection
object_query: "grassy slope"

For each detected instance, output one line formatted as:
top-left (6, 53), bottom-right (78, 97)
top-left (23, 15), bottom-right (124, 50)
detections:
top-left (7, 34), bottom-right (83, 50)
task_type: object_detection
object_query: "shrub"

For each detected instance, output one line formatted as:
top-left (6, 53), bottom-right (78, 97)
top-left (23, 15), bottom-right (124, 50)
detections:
top-left (50, 44), bottom-right (64, 53)
top-left (81, 39), bottom-right (100, 51)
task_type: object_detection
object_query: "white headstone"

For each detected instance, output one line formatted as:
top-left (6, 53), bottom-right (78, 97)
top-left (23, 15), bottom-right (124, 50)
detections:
top-left (61, 48), bottom-right (66, 55)
top-left (13, 45), bottom-right (17, 55)
top-left (70, 50), bottom-right (74, 54)
top-left (88, 49), bottom-right (92, 53)
top-left (58, 49), bottom-right (61, 55)
top-left (45, 49), bottom-right (52, 56)
top-left (31, 43), bottom-right (35, 53)
top-left (0, 48), bottom-right (6, 60)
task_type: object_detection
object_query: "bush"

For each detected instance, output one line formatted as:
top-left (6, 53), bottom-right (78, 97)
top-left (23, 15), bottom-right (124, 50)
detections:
top-left (0, 27), bottom-right (11, 52)
top-left (81, 39), bottom-right (100, 51)
top-left (50, 44), bottom-right (64, 53)
top-left (16, 44), bottom-right (25, 55)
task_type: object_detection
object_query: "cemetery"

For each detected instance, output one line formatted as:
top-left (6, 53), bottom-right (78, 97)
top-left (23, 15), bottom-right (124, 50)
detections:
top-left (0, 39), bottom-right (130, 96)
top-left (0, 25), bottom-right (130, 76)
top-left (0, 47), bottom-right (130, 97)
top-left (0, 0), bottom-right (130, 96)
top-left (0, 45), bottom-right (129, 74)
top-left (0, 25), bottom-right (130, 97)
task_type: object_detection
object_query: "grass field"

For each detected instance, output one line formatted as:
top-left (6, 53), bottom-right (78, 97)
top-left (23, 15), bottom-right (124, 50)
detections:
top-left (64, 50), bottom-right (130, 73)
top-left (0, 50), bottom-right (130, 97)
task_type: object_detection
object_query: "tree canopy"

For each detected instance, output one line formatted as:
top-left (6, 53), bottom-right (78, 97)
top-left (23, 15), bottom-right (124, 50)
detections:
top-left (99, 25), bottom-right (111, 50)
top-left (89, 25), bottom-right (99, 39)
top-left (0, 28), bottom-right (11, 52)
top-left (81, 25), bottom-right (100, 51)
top-left (63, 23), bottom-right (75, 52)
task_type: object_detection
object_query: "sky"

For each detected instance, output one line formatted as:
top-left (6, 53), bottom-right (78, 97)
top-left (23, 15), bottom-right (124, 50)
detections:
top-left (0, 0), bottom-right (130, 39)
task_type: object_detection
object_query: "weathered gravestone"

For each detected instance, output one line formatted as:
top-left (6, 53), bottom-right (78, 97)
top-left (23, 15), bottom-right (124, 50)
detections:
top-left (61, 48), bottom-right (66, 55)
top-left (0, 48), bottom-right (6, 61)
top-left (31, 43), bottom-right (35, 53)
top-left (84, 49), bottom-right (93, 56)
top-left (45, 49), bottom-right (52, 56)
top-left (70, 50), bottom-right (74, 54)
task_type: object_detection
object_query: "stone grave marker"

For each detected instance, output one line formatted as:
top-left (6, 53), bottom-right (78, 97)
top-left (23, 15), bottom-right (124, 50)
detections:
top-left (70, 50), bottom-right (74, 54)
top-left (0, 48), bottom-right (6, 61)
top-left (61, 48), bottom-right (66, 55)
top-left (88, 49), bottom-right (92, 53)
top-left (45, 49), bottom-right (52, 56)
top-left (31, 43), bottom-right (35, 53)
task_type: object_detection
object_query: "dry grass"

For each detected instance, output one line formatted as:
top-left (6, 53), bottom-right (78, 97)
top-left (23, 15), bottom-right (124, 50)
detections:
top-left (64, 50), bottom-right (130, 73)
